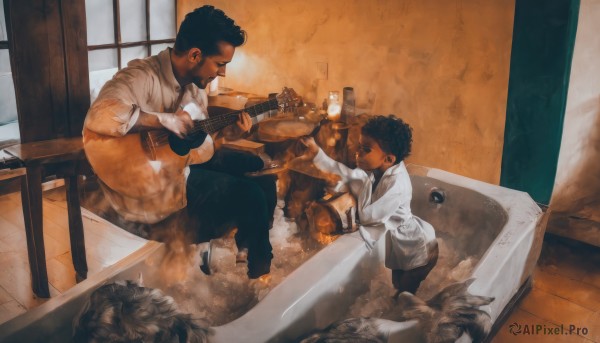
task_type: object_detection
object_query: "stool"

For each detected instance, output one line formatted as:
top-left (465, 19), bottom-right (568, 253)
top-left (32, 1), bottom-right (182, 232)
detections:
top-left (5, 137), bottom-right (88, 298)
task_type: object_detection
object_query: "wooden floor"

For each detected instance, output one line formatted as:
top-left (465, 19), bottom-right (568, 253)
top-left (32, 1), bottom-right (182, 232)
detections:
top-left (494, 234), bottom-right (600, 342)
top-left (0, 186), bottom-right (147, 325)
top-left (0, 185), bottom-right (598, 342)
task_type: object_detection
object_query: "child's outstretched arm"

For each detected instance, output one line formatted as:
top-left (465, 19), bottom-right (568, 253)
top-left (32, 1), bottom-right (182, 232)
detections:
top-left (300, 137), bottom-right (320, 160)
top-left (300, 136), bottom-right (356, 182)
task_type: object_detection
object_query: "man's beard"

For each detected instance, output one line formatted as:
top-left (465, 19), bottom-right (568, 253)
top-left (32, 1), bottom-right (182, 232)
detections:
top-left (190, 58), bottom-right (208, 89)
top-left (192, 78), bottom-right (208, 89)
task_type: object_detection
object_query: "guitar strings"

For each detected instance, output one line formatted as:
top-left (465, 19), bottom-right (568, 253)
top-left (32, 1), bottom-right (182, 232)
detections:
top-left (150, 90), bottom-right (296, 143)
top-left (188, 98), bottom-right (280, 135)
top-left (152, 101), bottom-right (275, 141)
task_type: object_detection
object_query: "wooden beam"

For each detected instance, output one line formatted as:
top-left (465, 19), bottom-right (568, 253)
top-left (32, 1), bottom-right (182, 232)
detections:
top-left (145, 0), bottom-right (150, 56)
top-left (113, 0), bottom-right (121, 68)
top-left (87, 38), bottom-right (175, 51)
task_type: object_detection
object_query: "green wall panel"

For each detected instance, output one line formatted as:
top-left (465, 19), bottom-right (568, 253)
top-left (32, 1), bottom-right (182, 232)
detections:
top-left (501, 0), bottom-right (580, 204)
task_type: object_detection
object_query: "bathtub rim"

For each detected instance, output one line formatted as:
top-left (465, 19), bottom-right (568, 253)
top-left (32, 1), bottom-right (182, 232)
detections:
top-left (408, 165), bottom-right (544, 320)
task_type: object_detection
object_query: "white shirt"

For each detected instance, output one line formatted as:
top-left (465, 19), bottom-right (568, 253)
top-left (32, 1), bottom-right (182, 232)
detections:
top-left (84, 48), bottom-right (214, 224)
top-left (313, 149), bottom-right (436, 270)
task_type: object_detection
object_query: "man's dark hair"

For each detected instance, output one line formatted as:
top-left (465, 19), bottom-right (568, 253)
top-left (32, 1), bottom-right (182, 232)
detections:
top-left (361, 115), bottom-right (413, 164)
top-left (175, 5), bottom-right (246, 56)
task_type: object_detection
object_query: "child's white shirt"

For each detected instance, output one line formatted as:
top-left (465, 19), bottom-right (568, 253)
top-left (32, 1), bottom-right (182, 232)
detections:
top-left (313, 149), bottom-right (436, 270)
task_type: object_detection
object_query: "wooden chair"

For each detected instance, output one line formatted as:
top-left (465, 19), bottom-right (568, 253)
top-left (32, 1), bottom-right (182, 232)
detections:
top-left (4, 0), bottom-right (91, 298)
top-left (4, 137), bottom-right (88, 298)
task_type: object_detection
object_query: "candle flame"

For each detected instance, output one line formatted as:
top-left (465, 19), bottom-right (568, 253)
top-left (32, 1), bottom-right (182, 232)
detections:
top-left (258, 274), bottom-right (272, 284)
top-left (316, 216), bottom-right (334, 230)
top-left (312, 230), bottom-right (339, 245)
top-left (327, 103), bottom-right (341, 121)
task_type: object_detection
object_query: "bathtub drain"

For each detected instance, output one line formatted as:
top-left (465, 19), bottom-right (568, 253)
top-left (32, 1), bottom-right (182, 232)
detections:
top-left (430, 188), bottom-right (446, 204)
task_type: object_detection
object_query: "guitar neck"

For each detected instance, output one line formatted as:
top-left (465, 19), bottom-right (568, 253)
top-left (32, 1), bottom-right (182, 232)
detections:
top-left (191, 98), bottom-right (279, 134)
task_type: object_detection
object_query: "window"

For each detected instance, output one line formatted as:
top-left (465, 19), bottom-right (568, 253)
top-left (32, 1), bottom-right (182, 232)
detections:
top-left (86, 0), bottom-right (176, 101)
top-left (0, 2), bottom-right (20, 146)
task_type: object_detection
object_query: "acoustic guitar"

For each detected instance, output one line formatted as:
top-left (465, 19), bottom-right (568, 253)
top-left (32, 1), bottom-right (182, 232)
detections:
top-left (83, 87), bottom-right (301, 199)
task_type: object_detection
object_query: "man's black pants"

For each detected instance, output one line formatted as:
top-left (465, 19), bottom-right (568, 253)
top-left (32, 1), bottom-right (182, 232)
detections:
top-left (186, 150), bottom-right (276, 278)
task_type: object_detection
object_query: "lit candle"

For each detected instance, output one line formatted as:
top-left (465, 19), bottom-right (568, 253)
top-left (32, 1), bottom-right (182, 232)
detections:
top-left (327, 90), bottom-right (341, 121)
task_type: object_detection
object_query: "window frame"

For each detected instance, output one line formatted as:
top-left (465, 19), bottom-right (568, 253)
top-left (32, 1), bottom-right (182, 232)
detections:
top-left (1, 15), bottom-right (7, 49)
top-left (87, 0), bottom-right (177, 69)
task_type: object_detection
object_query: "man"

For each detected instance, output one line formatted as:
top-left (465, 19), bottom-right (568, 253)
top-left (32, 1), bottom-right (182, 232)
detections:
top-left (83, 5), bottom-right (273, 278)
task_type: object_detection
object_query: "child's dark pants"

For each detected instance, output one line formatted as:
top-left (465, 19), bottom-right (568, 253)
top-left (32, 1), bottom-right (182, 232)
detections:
top-left (392, 240), bottom-right (439, 295)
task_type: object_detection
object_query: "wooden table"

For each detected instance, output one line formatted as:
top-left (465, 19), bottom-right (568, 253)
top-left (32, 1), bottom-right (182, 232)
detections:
top-left (5, 137), bottom-right (88, 298)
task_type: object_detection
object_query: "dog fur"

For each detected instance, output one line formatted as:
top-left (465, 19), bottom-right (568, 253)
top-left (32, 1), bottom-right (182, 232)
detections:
top-left (298, 278), bottom-right (494, 343)
top-left (73, 279), bottom-right (210, 343)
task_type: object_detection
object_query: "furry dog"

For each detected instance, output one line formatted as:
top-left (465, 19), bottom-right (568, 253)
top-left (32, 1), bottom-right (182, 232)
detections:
top-left (297, 317), bottom-right (403, 343)
top-left (298, 278), bottom-right (494, 343)
top-left (73, 277), bottom-right (210, 343)
top-left (396, 278), bottom-right (494, 342)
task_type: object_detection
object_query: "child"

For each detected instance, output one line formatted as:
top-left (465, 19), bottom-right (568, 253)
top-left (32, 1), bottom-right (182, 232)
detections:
top-left (301, 115), bottom-right (438, 297)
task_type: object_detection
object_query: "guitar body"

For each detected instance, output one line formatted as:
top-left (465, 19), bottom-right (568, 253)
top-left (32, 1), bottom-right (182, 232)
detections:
top-left (83, 128), bottom-right (189, 199)
top-left (83, 87), bottom-right (301, 203)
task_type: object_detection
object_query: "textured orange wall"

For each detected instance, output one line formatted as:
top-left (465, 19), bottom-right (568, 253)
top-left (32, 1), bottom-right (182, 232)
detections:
top-left (549, 0), bottom-right (600, 246)
top-left (178, 0), bottom-right (515, 184)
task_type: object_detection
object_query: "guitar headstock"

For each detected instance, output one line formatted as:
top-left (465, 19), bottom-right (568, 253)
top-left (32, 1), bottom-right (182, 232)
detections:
top-left (276, 87), bottom-right (303, 112)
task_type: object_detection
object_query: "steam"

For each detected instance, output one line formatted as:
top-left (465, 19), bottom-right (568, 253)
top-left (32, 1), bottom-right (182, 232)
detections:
top-left (346, 235), bottom-right (481, 320)
top-left (150, 201), bottom-right (328, 326)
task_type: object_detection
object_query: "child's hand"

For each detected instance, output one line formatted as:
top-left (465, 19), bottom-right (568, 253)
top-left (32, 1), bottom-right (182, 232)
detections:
top-left (300, 137), bottom-right (319, 159)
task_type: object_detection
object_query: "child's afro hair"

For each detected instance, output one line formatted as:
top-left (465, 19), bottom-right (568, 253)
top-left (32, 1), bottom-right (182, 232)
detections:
top-left (361, 115), bottom-right (413, 163)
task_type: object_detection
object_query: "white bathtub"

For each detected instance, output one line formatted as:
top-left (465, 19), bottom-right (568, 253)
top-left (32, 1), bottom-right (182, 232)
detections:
top-left (0, 165), bottom-right (545, 342)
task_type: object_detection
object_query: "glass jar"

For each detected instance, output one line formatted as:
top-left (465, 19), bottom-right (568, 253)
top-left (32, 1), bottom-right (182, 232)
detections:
top-left (327, 91), bottom-right (341, 121)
